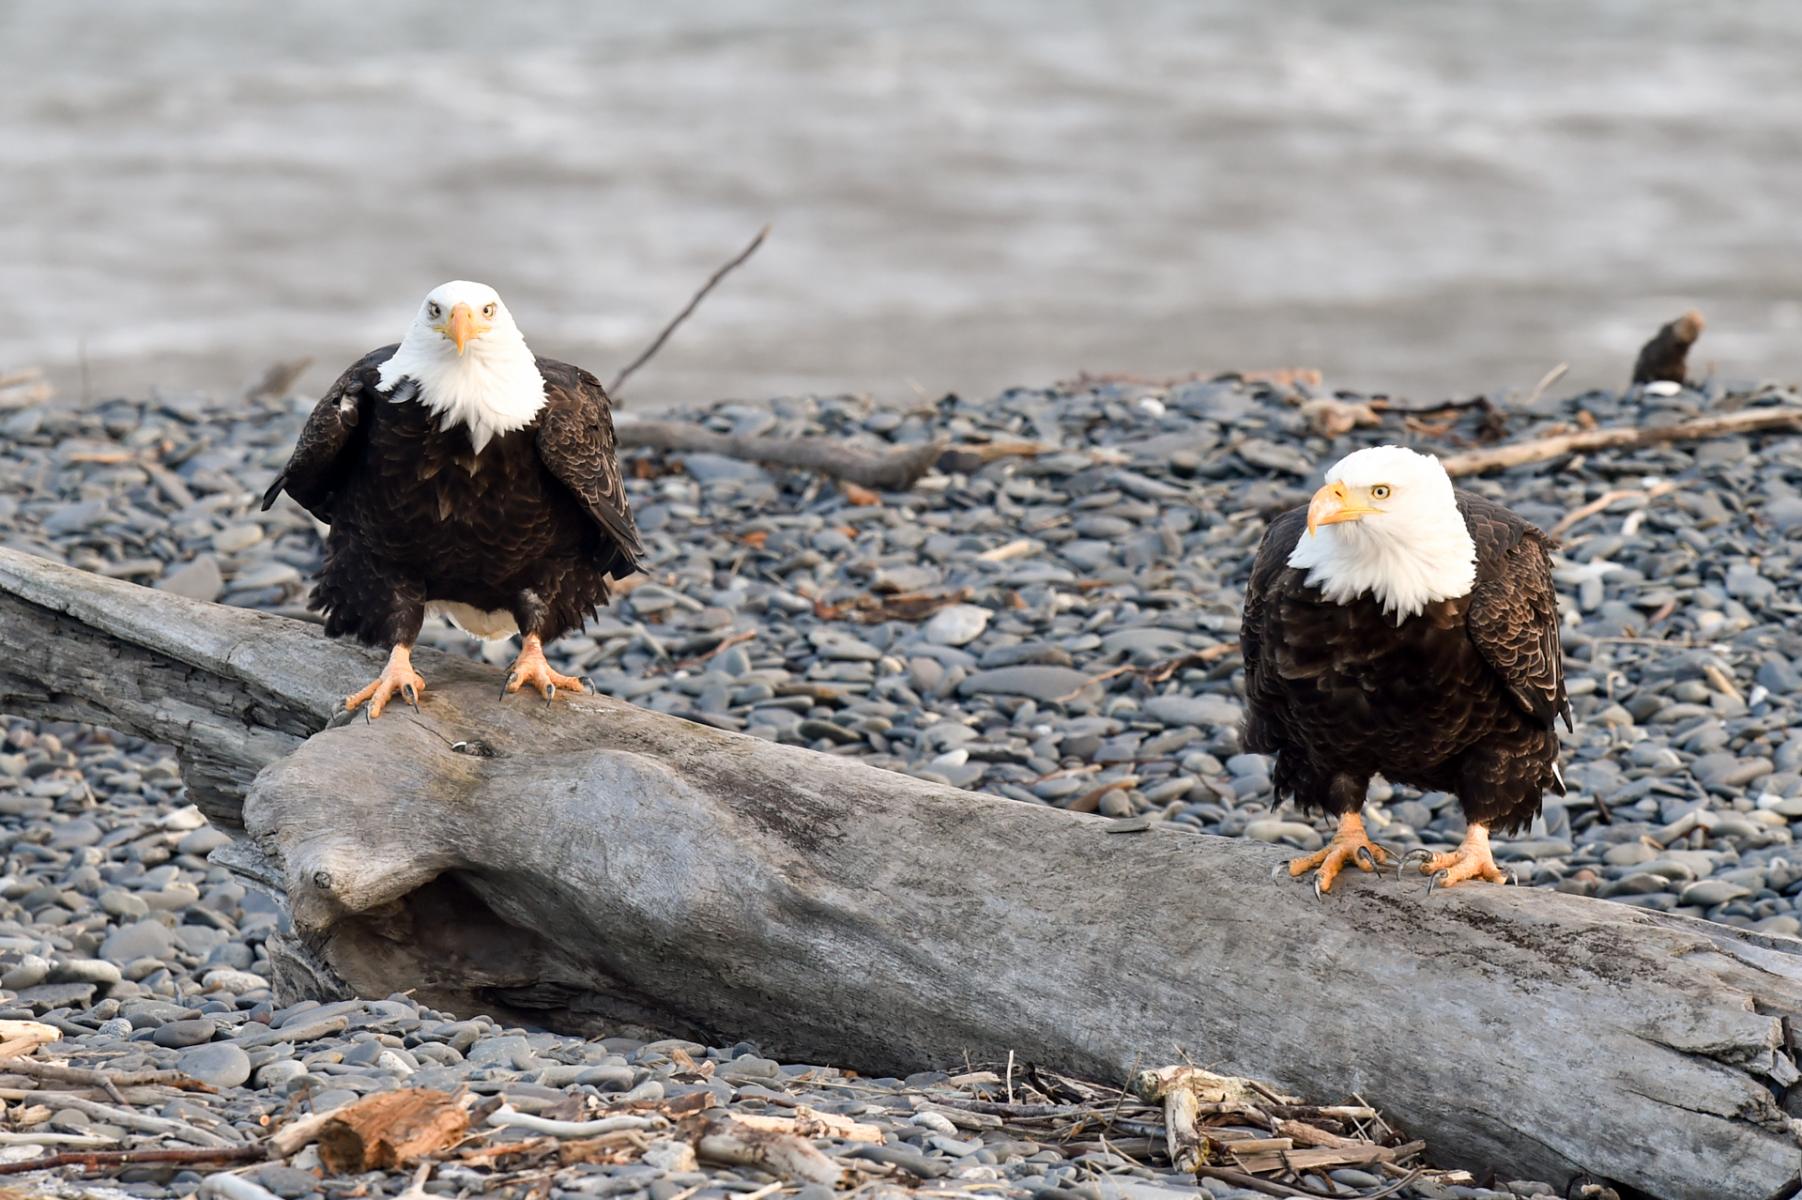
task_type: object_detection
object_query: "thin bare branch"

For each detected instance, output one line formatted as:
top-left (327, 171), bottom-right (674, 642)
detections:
top-left (610, 225), bottom-right (770, 399)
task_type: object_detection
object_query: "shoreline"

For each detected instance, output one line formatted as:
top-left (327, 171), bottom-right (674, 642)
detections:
top-left (4, 370), bottom-right (1802, 1197)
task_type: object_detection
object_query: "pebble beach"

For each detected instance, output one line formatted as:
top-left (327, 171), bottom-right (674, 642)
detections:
top-left (3, 366), bottom-right (1801, 1199)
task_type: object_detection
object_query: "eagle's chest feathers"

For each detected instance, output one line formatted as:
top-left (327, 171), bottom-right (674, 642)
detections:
top-left (1285, 517), bottom-right (1477, 624)
top-left (377, 347), bottom-right (546, 455)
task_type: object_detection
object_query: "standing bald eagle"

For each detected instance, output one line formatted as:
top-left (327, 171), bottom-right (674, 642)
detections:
top-left (263, 281), bottom-right (642, 719)
top-left (1240, 445), bottom-right (1569, 893)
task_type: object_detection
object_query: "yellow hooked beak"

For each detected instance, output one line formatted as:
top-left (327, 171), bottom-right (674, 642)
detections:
top-left (434, 303), bottom-right (491, 356)
top-left (1306, 481), bottom-right (1381, 536)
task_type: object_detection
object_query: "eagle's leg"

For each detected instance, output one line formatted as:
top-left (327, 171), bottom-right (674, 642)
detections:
top-left (344, 643), bottom-right (427, 721)
top-left (1287, 810), bottom-right (1390, 895)
top-left (1410, 823), bottom-right (1509, 891)
top-left (502, 634), bottom-right (585, 702)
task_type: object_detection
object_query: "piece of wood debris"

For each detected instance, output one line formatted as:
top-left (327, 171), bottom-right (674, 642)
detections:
top-left (684, 1113), bottom-right (843, 1186)
top-left (0, 1022), bottom-right (60, 1061)
top-left (728, 1106), bottom-right (883, 1142)
top-left (484, 1105), bottom-right (660, 1139)
top-left (1440, 406), bottom-right (1802, 477)
top-left (1632, 309), bottom-right (1705, 386)
top-left (315, 1089), bottom-right (469, 1173)
top-left (1300, 396), bottom-right (1381, 437)
top-left (616, 416), bottom-right (946, 490)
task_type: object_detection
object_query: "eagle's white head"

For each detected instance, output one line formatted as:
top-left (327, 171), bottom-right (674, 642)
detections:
top-left (1285, 444), bottom-right (1477, 624)
top-left (376, 280), bottom-right (547, 454)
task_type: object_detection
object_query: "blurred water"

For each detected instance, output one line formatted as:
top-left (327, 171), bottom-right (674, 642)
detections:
top-left (4, 1), bottom-right (1800, 410)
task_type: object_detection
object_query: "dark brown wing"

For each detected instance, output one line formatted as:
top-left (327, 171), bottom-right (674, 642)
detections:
top-left (1238, 505), bottom-right (1309, 756)
top-left (260, 345), bottom-right (397, 522)
top-left (1240, 506), bottom-right (1306, 698)
top-left (1459, 492), bottom-right (1571, 732)
top-left (534, 358), bottom-right (644, 573)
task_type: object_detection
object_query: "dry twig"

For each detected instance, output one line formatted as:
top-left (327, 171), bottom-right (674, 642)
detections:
top-left (610, 225), bottom-right (770, 398)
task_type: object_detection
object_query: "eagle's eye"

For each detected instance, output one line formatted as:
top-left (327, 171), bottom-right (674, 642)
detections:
top-left (427, 302), bottom-right (442, 320)
top-left (482, 302), bottom-right (497, 319)
top-left (1371, 484), bottom-right (1392, 500)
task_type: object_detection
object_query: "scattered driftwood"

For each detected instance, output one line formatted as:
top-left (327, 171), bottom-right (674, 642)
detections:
top-left (609, 225), bottom-right (770, 399)
top-left (1440, 404), bottom-right (1802, 476)
top-left (5, 550), bottom-right (1802, 1200)
top-left (613, 415), bottom-right (947, 490)
top-left (1632, 309), bottom-right (1705, 386)
top-left (315, 1089), bottom-right (469, 1173)
top-left (686, 1112), bottom-right (843, 1186)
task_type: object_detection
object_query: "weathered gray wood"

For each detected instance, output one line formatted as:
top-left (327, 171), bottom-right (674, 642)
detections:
top-left (1, 546), bottom-right (1799, 1200)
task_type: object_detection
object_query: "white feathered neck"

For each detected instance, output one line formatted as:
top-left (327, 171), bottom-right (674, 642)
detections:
top-left (1286, 445), bottom-right (1477, 624)
top-left (376, 281), bottom-right (546, 454)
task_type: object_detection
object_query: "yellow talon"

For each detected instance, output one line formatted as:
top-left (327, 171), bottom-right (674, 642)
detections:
top-left (345, 644), bottom-right (426, 721)
top-left (1288, 811), bottom-right (1389, 895)
top-left (1413, 824), bottom-right (1509, 891)
top-left (502, 634), bottom-right (585, 702)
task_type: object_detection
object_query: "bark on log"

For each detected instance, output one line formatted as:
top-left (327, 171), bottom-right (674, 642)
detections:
top-left (2, 547), bottom-right (1801, 1200)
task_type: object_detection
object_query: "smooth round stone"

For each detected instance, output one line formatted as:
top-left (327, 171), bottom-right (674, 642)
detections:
top-left (1, 954), bottom-right (50, 991)
top-left (53, 958), bottom-right (123, 987)
top-left (201, 968), bottom-right (270, 995)
top-left (153, 1017), bottom-right (218, 1048)
top-left (100, 920), bottom-right (176, 963)
top-left (177, 1042), bottom-right (251, 1088)
top-left (177, 827), bottom-right (231, 856)
top-left (924, 604), bottom-right (992, 647)
top-left (98, 888), bottom-right (150, 919)
top-left (253, 1060), bottom-right (309, 1090)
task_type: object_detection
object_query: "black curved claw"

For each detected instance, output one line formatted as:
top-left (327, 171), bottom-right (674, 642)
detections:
top-left (1426, 869), bottom-right (1449, 897)
top-left (545, 682), bottom-right (557, 706)
top-left (500, 672), bottom-right (517, 701)
top-left (402, 682), bottom-right (420, 713)
top-left (1313, 873), bottom-right (1326, 902)
top-left (1400, 849), bottom-right (1434, 877)
top-left (362, 703), bottom-right (372, 725)
top-left (584, 676), bottom-right (599, 696)
top-left (1372, 841), bottom-right (1402, 863)
top-left (1355, 845), bottom-right (1378, 873)
top-left (1506, 868), bottom-right (1520, 887)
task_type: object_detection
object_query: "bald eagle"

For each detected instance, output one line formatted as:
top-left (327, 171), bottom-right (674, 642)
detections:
top-left (1239, 445), bottom-right (1569, 894)
top-left (263, 281), bottom-right (642, 719)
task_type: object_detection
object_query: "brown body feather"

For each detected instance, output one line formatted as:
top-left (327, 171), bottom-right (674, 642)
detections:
top-left (1240, 492), bottom-right (1569, 834)
top-left (262, 345), bottom-right (642, 649)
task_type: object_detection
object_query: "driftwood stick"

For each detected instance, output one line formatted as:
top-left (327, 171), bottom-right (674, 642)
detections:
top-left (687, 1113), bottom-right (843, 1186)
top-left (268, 1101), bottom-right (353, 1156)
top-left (1, 1057), bottom-right (212, 1096)
top-left (0, 1144), bottom-right (265, 1176)
top-left (1440, 405), bottom-right (1802, 476)
top-left (485, 1107), bottom-right (660, 1138)
top-left (3, 1090), bottom-right (234, 1146)
top-left (3, 548), bottom-right (1802, 1200)
top-left (615, 415), bottom-right (946, 489)
top-left (609, 225), bottom-right (770, 398)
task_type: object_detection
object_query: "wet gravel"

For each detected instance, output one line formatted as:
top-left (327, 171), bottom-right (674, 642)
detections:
top-left (5, 368), bottom-right (1801, 1198)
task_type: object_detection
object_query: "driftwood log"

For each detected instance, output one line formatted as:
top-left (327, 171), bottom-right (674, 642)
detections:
top-left (2, 548), bottom-right (1800, 1200)
top-left (1440, 403), bottom-right (1802, 477)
